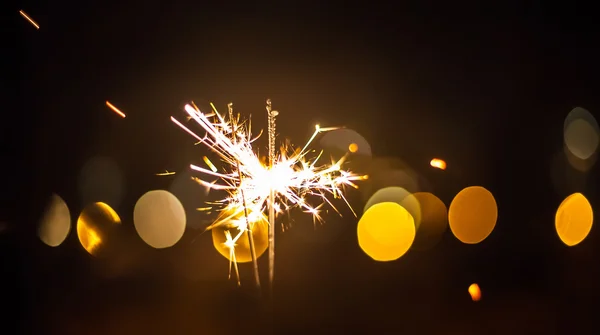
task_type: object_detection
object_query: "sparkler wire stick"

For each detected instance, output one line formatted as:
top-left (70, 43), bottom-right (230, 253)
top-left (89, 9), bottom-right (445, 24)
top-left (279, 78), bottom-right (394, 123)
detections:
top-left (266, 99), bottom-right (277, 294)
top-left (228, 103), bottom-right (261, 290)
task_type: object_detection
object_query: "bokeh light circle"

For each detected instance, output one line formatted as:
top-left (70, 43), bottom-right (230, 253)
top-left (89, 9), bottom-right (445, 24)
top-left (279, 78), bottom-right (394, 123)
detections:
top-left (364, 187), bottom-right (421, 230)
top-left (319, 128), bottom-right (372, 157)
top-left (77, 202), bottom-right (121, 256)
top-left (169, 167), bottom-right (210, 230)
top-left (448, 186), bottom-right (498, 244)
top-left (78, 156), bottom-right (125, 208)
top-left (555, 193), bottom-right (593, 247)
top-left (38, 194), bottom-right (71, 247)
top-left (357, 202), bottom-right (416, 262)
top-left (564, 107), bottom-right (600, 160)
top-left (212, 209), bottom-right (269, 263)
top-left (361, 158), bottom-right (421, 204)
top-left (410, 192), bottom-right (448, 250)
top-left (133, 190), bottom-right (186, 249)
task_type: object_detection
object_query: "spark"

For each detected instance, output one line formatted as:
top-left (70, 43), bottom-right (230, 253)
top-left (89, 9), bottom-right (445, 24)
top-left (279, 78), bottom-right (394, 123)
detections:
top-left (106, 101), bottom-right (126, 118)
top-left (170, 100), bottom-right (366, 285)
top-left (203, 156), bottom-right (218, 173)
top-left (156, 170), bottom-right (176, 176)
top-left (430, 158), bottom-right (447, 170)
top-left (19, 10), bottom-right (39, 30)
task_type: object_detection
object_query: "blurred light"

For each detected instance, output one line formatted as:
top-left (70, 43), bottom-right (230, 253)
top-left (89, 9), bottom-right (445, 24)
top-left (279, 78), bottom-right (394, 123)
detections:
top-left (78, 156), bottom-right (125, 209)
top-left (555, 193), bottom-right (593, 247)
top-left (449, 186), bottom-right (498, 244)
top-left (468, 283), bottom-right (481, 302)
top-left (410, 192), bottom-right (448, 251)
top-left (212, 208), bottom-right (269, 263)
top-left (77, 202), bottom-right (121, 256)
top-left (133, 190), bottom-right (186, 249)
top-left (361, 158), bottom-right (421, 203)
top-left (550, 149), bottom-right (592, 196)
top-left (19, 10), bottom-right (39, 29)
top-left (357, 202), bottom-right (416, 262)
top-left (364, 187), bottom-right (421, 230)
top-left (38, 194), bottom-right (71, 247)
top-left (106, 101), bottom-right (126, 118)
top-left (564, 144), bottom-right (597, 172)
top-left (319, 128), bottom-right (372, 157)
top-left (169, 167), bottom-right (210, 230)
top-left (430, 158), bottom-right (447, 170)
top-left (564, 107), bottom-right (599, 160)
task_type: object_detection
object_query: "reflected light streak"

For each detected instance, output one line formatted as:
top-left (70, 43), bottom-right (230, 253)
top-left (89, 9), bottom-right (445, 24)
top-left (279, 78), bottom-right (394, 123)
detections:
top-left (85, 227), bottom-right (102, 252)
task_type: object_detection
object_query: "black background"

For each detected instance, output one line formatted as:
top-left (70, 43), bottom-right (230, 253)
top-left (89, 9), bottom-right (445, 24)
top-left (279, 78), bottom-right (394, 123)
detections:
top-left (4, 1), bottom-right (600, 334)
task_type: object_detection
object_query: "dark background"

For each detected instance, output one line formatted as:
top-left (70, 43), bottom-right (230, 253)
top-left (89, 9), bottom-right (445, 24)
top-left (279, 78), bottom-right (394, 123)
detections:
top-left (4, 1), bottom-right (600, 333)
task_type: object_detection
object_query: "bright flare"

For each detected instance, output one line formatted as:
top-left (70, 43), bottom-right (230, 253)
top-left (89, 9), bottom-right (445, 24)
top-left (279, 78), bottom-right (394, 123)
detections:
top-left (170, 101), bottom-right (365, 282)
top-left (430, 158), bottom-right (446, 170)
top-left (468, 283), bottom-right (481, 302)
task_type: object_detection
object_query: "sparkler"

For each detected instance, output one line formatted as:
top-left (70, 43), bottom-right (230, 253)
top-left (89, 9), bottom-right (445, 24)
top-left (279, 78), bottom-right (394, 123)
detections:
top-left (266, 99), bottom-right (277, 294)
top-left (170, 99), bottom-right (365, 289)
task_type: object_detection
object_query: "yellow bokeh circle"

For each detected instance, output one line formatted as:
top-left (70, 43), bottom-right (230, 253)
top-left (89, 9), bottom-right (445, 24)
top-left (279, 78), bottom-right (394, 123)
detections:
top-left (448, 186), bottom-right (498, 244)
top-left (357, 202), bottom-right (416, 262)
top-left (76, 202), bottom-right (121, 256)
top-left (555, 193), bottom-right (593, 247)
top-left (212, 208), bottom-right (269, 263)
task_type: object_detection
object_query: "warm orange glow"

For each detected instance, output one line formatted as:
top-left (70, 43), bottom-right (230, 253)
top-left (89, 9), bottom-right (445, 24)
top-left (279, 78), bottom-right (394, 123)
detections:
top-left (411, 192), bottom-right (448, 250)
top-left (19, 10), bottom-right (39, 29)
top-left (364, 187), bottom-right (422, 230)
top-left (348, 143), bottom-right (358, 153)
top-left (430, 158), bottom-right (446, 170)
top-left (468, 283), bottom-right (481, 301)
top-left (449, 186), bottom-right (498, 244)
top-left (77, 202), bottom-right (121, 256)
top-left (212, 208), bottom-right (269, 263)
top-left (555, 193), bottom-right (593, 247)
top-left (357, 202), bottom-right (415, 262)
top-left (106, 101), bottom-right (126, 118)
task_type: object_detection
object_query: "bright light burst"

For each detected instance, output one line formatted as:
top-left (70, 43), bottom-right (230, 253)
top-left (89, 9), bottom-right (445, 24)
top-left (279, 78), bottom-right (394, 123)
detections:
top-left (170, 101), bottom-right (365, 283)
